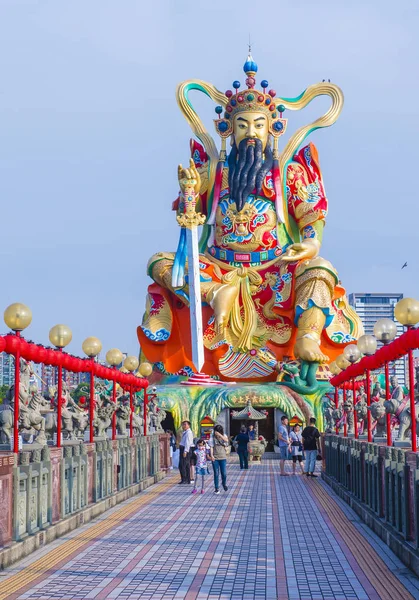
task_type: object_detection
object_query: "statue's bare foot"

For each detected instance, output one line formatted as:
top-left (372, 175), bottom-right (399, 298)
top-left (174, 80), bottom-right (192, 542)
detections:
top-left (294, 338), bottom-right (329, 364)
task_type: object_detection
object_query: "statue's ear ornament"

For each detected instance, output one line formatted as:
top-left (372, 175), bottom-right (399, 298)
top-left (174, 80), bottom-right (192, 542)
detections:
top-left (270, 117), bottom-right (288, 138)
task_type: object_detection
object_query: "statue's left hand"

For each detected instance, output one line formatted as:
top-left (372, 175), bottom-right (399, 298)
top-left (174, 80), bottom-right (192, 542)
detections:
top-left (281, 239), bottom-right (320, 262)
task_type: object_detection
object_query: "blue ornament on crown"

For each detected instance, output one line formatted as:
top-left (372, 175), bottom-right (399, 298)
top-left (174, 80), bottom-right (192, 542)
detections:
top-left (214, 53), bottom-right (288, 140)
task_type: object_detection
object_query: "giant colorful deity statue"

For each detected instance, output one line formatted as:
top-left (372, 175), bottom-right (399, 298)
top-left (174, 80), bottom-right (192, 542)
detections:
top-left (138, 54), bottom-right (362, 384)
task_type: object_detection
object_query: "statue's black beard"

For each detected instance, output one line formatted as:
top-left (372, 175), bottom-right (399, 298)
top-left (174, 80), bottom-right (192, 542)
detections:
top-left (228, 138), bottom-right (273, 212)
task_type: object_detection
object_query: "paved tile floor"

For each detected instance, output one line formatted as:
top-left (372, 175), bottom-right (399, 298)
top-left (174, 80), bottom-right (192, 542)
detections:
top-left (0, 458), bottom-right (418, 600)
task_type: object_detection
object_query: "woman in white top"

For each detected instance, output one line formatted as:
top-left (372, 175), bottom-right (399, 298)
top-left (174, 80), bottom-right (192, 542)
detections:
top-left (289, 424), bottom-right (304, 475)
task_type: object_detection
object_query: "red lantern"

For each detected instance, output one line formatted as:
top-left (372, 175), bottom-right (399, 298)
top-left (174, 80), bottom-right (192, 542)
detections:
top-left (79, 358), bottom-right (88, 372)
top-left (380, 345), bottom-right (392, 363)
top-left (0, 337), bottom-right (5, 354)
top-left (55, 351), bottom-right (65, 367)
top-left (69, 357), bottom-right (79, 372)
top-left (61, 353), bottom-right (71, 369)
top-left (4, 334), bottom-right (21, 355)
top-left (19, 339), bottom-right (30, 360)
top-left (45, 349), bottom-right (57, 366)
top-left (400, 332), bottom-right (413, 354)
top-left (86, 358), bottom-right (94, 373)
top-left (25, 343), bottom-right (38, 362)
top-left (410, 328), bottom-right (419, 348)
top-left (36, 345), bottom-right (47, 364)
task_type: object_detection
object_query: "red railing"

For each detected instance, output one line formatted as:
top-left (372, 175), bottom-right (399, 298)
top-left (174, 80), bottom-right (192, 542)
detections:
top-left (330, 328), bottom-right (419, 451)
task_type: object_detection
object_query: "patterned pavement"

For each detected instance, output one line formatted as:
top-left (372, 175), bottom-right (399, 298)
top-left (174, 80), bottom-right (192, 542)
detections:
top-left (0, 458), bottom-right (418, 600)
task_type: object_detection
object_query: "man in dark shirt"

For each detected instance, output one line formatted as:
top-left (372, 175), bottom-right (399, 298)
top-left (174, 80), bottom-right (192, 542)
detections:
top-left (234, 426), bottom-right (250, 470)
top-left (302, 417), bottom-right (321, 477)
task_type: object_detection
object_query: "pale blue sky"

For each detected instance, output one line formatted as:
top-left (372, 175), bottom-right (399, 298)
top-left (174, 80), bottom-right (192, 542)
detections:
top-left (0, 0), bottom-right (418, 357)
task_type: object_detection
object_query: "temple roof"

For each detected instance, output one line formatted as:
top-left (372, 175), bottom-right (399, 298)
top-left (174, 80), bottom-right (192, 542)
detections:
top-left (231, 398), bottom-right (267, 421)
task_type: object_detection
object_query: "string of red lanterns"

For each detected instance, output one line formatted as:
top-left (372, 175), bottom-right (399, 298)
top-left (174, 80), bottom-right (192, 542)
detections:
top-left (330, 297), bottom-right (419, 451)
top-left (330, 327), bottom-right (419, 388)
top-left (0, 334), bottom-right (147, 390)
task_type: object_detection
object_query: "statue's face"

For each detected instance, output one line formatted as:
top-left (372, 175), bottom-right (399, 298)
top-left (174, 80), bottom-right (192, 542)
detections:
top-left (233, 111), bottom-right (269, 149)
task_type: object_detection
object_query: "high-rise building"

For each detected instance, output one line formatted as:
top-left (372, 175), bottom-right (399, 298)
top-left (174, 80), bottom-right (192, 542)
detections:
top-left (38, 364), bottom-right (90, 393)
top-left (0, 352), bottom-right (15, 387)
top-left (349, 293), bottom-right (406, 384)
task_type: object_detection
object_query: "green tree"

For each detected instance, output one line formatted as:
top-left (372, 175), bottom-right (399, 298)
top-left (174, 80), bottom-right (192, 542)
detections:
top-left (0, 384), bottom-right (10, 402)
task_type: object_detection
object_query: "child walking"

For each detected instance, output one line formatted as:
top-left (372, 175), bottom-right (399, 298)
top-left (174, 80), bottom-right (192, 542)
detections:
top-left (191, 439), bottom-right (210, 495)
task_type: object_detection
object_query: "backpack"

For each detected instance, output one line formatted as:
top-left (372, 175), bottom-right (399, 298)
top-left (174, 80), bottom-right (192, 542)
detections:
top-left (303, 427), bottom-right (317, 447)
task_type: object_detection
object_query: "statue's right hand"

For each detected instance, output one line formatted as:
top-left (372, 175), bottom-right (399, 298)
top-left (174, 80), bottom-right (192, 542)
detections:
top-left (178, 158), bottom-right (201, 195)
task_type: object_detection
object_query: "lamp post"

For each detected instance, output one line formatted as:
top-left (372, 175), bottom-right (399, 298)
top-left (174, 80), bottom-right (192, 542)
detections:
top-left (124, 356), bottom-right (139, 438)
top-left (335, 387), bottom-right (340, 434)
top-left (82, 337), bottom-right (102, 443)
top-left (139, 362), bottom-right (153, 435)
top-left (49, 324), bottom-right (73, 448)
top-left (4, 303), bottom-right (32, 453)
top-left (335, 354), bottom-right (350, 437)
top-left (357, 335), bottom-right (377, 442)
top-left (395, 298), bottom-right (419, 452)
top-left (106, 349), bottom-right (124, 440)
top-left (329, 361), bottom-right (341, 434)
top-left (373, 318), bottom-right (397, 446)
top-left (342, 386), bottom-right (347, 437)
top-left (343, 344), bottom-right (361, 439)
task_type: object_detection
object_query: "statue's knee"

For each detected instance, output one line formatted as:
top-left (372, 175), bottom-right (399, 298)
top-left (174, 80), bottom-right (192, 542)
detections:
top-left (296, 255), bottom-right (336, 276)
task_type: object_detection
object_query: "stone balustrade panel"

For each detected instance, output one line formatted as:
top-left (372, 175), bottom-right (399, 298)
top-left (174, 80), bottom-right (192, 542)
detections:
top-left (1, 433), bottom-right (169, 546)
top-left (323, 434), bottom-right (417, 545)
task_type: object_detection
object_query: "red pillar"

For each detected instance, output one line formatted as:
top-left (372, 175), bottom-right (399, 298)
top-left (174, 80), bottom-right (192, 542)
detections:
top-left (353, 378), bottom-right (358, 439)
top-left (385, 361), bottom-right (392, 446)
top-left (89, 360), bottom-right (95, 443)
top-left (13, 332), bottom-right (21, 453)
top-left (334, 387), bottom-right (339, 434)
top-left (143, 389), bottom-right (148, 436)
top-left (111, 377), bottom-right (117, 440)
top-left (129, 385), bottom-right (133, 438)
top-left (408, 349), bottom-right (417, 452)
top-left (366, 369), bottom-right (372, 442)
top-left (56, 348), bottom-right (63, 448)
top-left (343, 387), bottom-right (347, 437)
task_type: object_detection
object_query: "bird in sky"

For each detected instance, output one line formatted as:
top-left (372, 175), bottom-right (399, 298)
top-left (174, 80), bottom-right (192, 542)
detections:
top-left (402, 262), bottom-right (408, 269)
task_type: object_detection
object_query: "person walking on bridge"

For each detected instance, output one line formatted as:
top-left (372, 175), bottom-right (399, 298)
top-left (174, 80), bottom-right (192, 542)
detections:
top-left (209, 424), bottom-right (229, 494)
top-left (277, 415), bottom-right (291, 476)
top-left (302, 417), bottom-right (321, 477)
top-left (234, 425), bottom-right (250, 470)
top-left (179, 420), bottom-right (194, 484)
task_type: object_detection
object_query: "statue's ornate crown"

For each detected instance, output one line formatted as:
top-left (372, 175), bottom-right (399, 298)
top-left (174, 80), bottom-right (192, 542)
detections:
top-left (214, 53), bottom-right (287, 139)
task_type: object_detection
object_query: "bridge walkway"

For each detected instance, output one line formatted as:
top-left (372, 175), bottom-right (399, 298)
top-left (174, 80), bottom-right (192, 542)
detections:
top-left (0, 459), bottom-right (418, 600)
